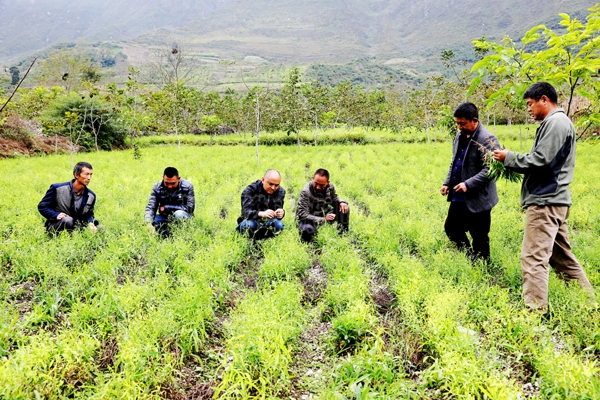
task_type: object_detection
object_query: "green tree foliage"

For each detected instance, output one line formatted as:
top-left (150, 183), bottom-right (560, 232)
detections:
top-left (35, 49), bottom-right (102, 92)
top-left (9, 86), bottom-right (64, 119)
top-left (279, 67), bottom-right (308, 147)
top-left (469, 4), bottom-right (600, 136)
top-left (42, 92), bottom-right (126, 151)
top-left (9, 67), bottom-right (19, 86)
top-left (301, 80), bottom-right (331, 144)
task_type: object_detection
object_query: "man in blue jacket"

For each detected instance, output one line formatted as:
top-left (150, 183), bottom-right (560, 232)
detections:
top-left (441, 102), bottom-right (499, 263)
top-left (145, 167), bottom-right (195, 238)
top-left (493, 82), bottom-right (594, 313)
top-left (38, 161), bottom-right (99, 234)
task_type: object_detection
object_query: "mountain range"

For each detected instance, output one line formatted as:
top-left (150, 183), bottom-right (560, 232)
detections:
top-left (0, 0), bottom-right (594, 70)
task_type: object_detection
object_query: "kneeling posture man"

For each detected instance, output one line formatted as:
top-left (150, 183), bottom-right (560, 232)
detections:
top-left (236, 169), bottom-right (285, 239)
top-left (145, 167), bottom-right (195, 238)
top-left (38, 161), bottom-right (99, 235)
top-left (297, 168), bottom-right (349, 242)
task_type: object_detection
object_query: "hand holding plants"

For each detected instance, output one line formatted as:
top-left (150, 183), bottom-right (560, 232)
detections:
top-left (493, 149), bottom-right (507, 162)
top-left (485, 148), bottom-right (522, 182)
top-left (259, 209), bottom-right (276, 219)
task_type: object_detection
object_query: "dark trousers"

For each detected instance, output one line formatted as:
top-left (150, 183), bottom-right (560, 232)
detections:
top-left (444, 201), bottom-right (491, 262)
top-left (45, 216), bottom-right (77, 234)
top-left (299, 202), bottom-right (350, 242)
top-left (45, 217), bottom-right (99, 236)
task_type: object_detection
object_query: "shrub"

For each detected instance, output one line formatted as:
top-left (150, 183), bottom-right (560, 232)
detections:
top-left (0, 115), bottom-right (36, 148)
top-left (42, 93), bottom-right (126, 150)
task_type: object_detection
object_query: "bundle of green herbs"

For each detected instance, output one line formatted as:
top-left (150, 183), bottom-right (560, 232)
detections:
top-left (472, 138), bottom-right (523, 183)
top-left (483, 150), bottom-right (523, 182)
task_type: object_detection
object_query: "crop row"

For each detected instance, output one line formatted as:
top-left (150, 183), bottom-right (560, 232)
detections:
top-left (344, 143), bottom-right (600, 397)
top-left (0, 140), bottom-right (598, 398)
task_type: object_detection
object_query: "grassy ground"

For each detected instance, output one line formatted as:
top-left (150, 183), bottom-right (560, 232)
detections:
top-left (134, 124), bottom-right (539, 149)
top-left (0, 137), bottom-right (598, 398)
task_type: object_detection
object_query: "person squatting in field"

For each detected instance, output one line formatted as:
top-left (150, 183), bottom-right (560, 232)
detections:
top-left (38, 161), bottom-right (100, 235)
top-left (493, 82), bottom-right (595, 314)
top-left (296, 168), bottom-right (349, 242)
top-left (441, 102), bottom-right (499, 264)
top-left (236, 169), bottom-right (285, 239)
top-left (145, 167), bottom-right (195, 238)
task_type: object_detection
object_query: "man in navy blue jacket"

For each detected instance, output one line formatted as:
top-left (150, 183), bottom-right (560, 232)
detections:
top-left (441, 103), bottom-right (499, 263)
top-left (38, 161), bottom-right (98, 234)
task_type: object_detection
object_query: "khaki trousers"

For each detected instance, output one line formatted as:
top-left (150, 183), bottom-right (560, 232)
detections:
top-left (521, 205), bottom-right (593, 310)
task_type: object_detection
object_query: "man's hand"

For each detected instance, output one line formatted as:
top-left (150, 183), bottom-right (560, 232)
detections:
top-left (325, 213), bottom-right (336, 222)
top-left (339, 203), bottom-right (349, 214)
top-left (159, 206), bottom-right (165, 214)
top-left (493, 149), bottom-right (508, 162)
top-left (146, 223), bottom-right (156, 234)
top-left (259, 209), bottom-right (276, 219)
top-left (440, 186), bottom-right (448, 196)
top-left (88, 222), bottom-right (98, 234)
top-left (453, 182), bottom-right (468, 194)
top-left (274, 208), bottom-right (285, 219)
top-left (56, 212), bottom-right (69, 220)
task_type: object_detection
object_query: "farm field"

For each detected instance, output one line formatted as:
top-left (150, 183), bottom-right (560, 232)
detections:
top-left (0, 139), bottom-right (599, 399)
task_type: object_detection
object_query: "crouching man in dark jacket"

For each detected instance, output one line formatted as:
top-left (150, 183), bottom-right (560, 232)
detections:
top-left (38, 161), bottom-right (99, 235)
top-left (297, 168), bottom-right (349, 243)
top-left (145, 167), bottom-right (195, 238)
top-left (236, 169), bottom-right (285, 239)
top-left (440, 102), bottom-right (499, 263)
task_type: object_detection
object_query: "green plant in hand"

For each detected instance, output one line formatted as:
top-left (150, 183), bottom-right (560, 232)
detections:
top-left (472, 138), bottom-right (522, 183)
top-left (483, 150), bottom-right (523, 183)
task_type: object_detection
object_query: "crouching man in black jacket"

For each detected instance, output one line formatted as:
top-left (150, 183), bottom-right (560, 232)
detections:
top-left (236, 169), bottom-right (285, 239)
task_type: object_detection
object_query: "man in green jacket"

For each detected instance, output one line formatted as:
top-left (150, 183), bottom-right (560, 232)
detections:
top-left (296, 168), bottom-right (349, 242)
top-left (493, 82), bottom-right (594, 313)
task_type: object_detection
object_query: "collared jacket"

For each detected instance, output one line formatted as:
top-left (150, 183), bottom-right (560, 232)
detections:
top-left (38, 180), bottom-right (96, 224)
top-left (239, 180), bottom-right (285, 220)
top-left (296, 181), bottom-right (347, 224)
top-left (503, 108), bottom-right (575, 208)
top-left (443, 123), bottom-right (499, 213)
top-left (144, 179), bottom-right (195, 223)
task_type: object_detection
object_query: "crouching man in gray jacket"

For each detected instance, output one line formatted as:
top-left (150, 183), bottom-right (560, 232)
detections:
top-left (145, 167), bottom-right (195, 238)
top-left (297, 168), bottom-right (349, 243)
top-left (441, 102), bottom-right (499, 264)
top-left (493, 82), bottom-right (594, 313)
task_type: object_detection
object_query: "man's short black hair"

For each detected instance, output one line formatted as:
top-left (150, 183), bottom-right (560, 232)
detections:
top-left (163, 167), bottom-right (179, 178)
top-left (523, 82), bottom-right (558, 103)
top-left (453, 102), bottom-right (479, 121)
top-left (314, 168), bottom-right (330, 180)
top-left (73, 161), bottom-right (92, 176)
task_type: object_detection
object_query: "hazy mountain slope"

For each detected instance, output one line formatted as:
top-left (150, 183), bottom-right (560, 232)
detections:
top-left (0, 0), bottom-right (231, 59)
top-left (0, 0), bottom-right (593, 66)
top-left (158, 0), bottom-right (593, 63)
